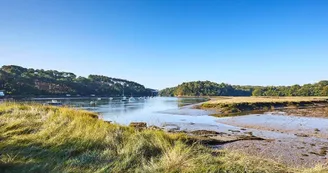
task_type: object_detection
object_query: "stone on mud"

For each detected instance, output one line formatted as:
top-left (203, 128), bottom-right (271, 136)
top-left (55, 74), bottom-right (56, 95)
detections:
top-left (129, 122), bottom-right (147, 130)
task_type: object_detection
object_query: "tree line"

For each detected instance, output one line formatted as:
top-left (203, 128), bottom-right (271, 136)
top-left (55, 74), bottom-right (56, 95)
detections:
top-left (0, 65), bottom-right (154, 97)
top-left (159, 80), bottom-right (328, 97)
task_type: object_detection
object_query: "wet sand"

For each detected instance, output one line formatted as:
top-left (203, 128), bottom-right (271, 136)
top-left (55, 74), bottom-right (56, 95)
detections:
top-left (216, 113), bottom-right (328, 167)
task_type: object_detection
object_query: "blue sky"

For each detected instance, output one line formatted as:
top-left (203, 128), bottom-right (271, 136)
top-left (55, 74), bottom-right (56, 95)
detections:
top-left (0, 0), bottom-right (328, 89)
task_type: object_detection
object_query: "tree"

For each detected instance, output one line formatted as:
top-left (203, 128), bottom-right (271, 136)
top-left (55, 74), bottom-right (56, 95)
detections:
top-left (252, 88), bottom-right (263, 96)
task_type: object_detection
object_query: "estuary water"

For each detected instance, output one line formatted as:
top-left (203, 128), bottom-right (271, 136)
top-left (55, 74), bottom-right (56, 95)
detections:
top-left (33, 97), bottom-right (228, 131)
top-left (31, 97), bottom-right (328, 139)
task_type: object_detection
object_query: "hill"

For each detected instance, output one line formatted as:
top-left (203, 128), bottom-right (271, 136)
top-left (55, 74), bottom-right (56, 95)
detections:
top-left (0, 65), bottom-right (154, 97)
top-left (160, 80), bottom-right (328, 97)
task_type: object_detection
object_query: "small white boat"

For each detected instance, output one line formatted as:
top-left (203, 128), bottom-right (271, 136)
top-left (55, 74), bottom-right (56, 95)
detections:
top-left (45, 100), bottom-right (62, 106)
top-left (121, 96), bottom-right (128, 102)
top-left (129, 97), bottom-right (136, 102)
top-left (90, 101), bottom-right (97, 106)
top-left (109, 97), bottom-right (113, 100)
top-left (121, 86), bottom-right (128, 102)
top-left (97, 98), bottom-right (102, 101)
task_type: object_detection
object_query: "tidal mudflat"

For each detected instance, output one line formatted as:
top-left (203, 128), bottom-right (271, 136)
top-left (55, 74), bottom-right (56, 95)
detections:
top-left (190, 97), bottom-right (328, 167)
top-left (216, 113), bottom-right (328, 167)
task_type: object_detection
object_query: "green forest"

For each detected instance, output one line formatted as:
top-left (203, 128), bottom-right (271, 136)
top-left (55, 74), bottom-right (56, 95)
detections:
top-left (160, 80), bottom-right (328, 97)
top-left (0, 65), bottom-right (154, 97)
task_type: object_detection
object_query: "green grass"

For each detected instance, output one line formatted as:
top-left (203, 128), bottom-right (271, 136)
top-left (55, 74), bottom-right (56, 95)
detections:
top-left (0, 102), bottom-right (327, 173)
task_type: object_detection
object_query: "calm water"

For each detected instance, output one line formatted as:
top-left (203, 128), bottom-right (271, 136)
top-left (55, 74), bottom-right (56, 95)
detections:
top-left (29, 97), bottom-right (328, 140)
top-left (33, 97), bottom-right (229, 130)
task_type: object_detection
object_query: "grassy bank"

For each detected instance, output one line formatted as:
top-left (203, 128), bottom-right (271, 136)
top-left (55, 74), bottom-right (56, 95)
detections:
top-left (0, 103), bottom-right (327, 172)
top-left (200, 97), bottom-right (328, 116)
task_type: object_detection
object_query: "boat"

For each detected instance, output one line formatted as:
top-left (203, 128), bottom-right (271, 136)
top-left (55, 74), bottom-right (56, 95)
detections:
top-left (121, 86), bottom-right (128, 102)
top-left (97, 98), bottom-right (102, 101)
top-left (129, 96), bottom-right (136, 102)
top-left (121, 96), bottom-right (128, 102)
top-left (90, 101), bottom-right (97, 106)
top-left (45, 100), bottom-right (62, 106)
top-left (109, 97), bottom-right (113, 100)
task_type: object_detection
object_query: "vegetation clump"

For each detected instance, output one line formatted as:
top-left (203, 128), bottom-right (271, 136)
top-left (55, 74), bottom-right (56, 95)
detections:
top-left (0, 103), bottom-right (327, 172)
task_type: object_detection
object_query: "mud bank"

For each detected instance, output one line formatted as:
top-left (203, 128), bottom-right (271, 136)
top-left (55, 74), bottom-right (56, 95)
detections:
top-left (216, 113), bottom-right (328, 167)
top-left (199, 96), bottom-right (328, 116)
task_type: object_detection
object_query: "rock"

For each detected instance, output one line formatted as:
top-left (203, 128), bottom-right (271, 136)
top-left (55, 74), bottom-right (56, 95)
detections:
top-left (237, 135), bottom-right (265, 141)
top-left (148, 125), bottom-right (162, 130)
top-left (228, 129), bottom-right (241, 133)
top-left (104, 120), bottom-right (112, 124)
top-left (129, 122), bottom-right (147, 130)
top-left (190, 130), bottom-right (222, 137)
top-left (244, 131), bottom-right (253, 136)
top-left (295, 133), bottom-right (309, 137)
top-left (165, 126), bottom-right (180, 132)
top-left (162, 123), bottom-right (180, 132)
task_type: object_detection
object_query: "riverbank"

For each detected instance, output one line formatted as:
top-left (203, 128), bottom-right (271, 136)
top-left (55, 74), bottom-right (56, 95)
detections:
top-left (192, 97), bottom-right (328, 167)
top-left (1, 103), bottom-right (326, 172)
top-left (199, 96), bottom-right (328, 117)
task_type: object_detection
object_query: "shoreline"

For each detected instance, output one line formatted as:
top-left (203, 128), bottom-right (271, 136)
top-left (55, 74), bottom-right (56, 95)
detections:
top-left (197, 96), bottom-right (328, 118)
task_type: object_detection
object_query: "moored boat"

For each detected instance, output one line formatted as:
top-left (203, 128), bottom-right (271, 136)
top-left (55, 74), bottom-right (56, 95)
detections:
top-left (45, 100), bottom-right (63, 106)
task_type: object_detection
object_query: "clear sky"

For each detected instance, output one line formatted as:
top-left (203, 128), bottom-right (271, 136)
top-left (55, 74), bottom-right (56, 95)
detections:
top-left (0, 0), bottom-right (328, 89)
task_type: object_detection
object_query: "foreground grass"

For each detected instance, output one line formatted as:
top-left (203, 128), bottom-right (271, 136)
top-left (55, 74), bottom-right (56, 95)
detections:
top-left (0, 103), bottom-right (327, 173)
top-left (201, 97), bottom-right (328, 115)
